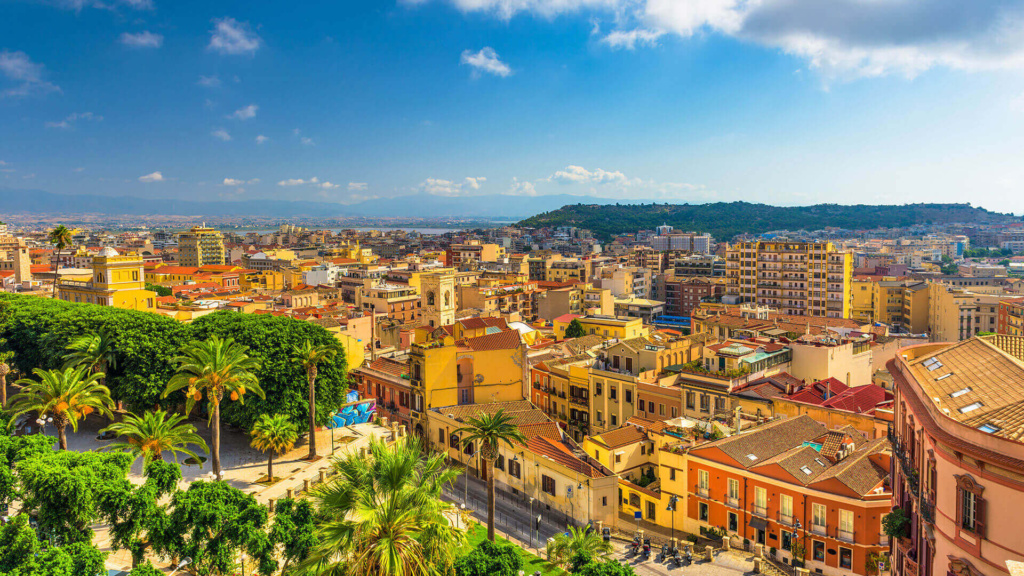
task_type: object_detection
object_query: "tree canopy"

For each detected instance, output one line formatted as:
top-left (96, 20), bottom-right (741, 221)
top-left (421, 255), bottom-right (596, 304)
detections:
top-left (455, 539), bottom-right (523, 576)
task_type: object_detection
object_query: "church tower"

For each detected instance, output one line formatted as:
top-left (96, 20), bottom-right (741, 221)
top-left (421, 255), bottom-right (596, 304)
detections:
top-left (420, 271), bottom-right (455, 328)
top-left (13, 244), bottom-right (31, 287)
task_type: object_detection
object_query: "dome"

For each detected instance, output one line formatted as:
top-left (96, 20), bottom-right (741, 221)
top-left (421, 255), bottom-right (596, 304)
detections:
top-left (98, 247), bottom-right (119, 257)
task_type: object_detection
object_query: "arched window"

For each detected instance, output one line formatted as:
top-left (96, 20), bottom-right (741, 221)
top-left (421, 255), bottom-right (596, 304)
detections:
top-left (427, 291), bottom-right (435, 306)
top-left (444, 290), bottom-right (451, 307)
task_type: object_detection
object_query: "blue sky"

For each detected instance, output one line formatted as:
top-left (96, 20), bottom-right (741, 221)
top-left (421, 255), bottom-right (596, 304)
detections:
top-left (3, 0), bottom-right (1024, 213)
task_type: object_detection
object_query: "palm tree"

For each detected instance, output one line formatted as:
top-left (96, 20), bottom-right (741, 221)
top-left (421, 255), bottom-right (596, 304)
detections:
top-left (250, 413), bottom-right (298, 482)
top-left (454, 409), bottom-right (526, 542)
top-left (546, 525), bottom-right (612, 569)
top-left (292, 340), bottom-right (339, 460)
top-left (295, 436), bottom-right (465, 576)
top-left (161, 335), bottom-right (265, 481)
top-left (63, 330), bottom-right (118, 376)
top-left (98, 409), bottom-right (209, 466)
top-left (48, 224), bottom-right (73, 297)
top-left (5, 366), bottom-right (114, 450)
top-left (0, 360), bottom-right (10, 409)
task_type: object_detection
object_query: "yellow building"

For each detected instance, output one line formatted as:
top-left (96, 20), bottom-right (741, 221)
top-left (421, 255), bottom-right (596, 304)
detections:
top-left (851, 276), bottom-right (931, 333)
top-left (56, 248), bottom-right (156, 311)
top-left (725, 240), bottom-right (852, 318)
top-left (580, 315), bottom-right (647, 340)
top-left (407, 328), bottom-right (526, 435)
top-left (177, 225), bottom-right (225, 267)
top-left (239, 270), bottom-right (285, 292)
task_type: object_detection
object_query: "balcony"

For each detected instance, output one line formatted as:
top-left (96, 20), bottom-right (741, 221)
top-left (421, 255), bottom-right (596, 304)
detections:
top-left (904, 557), bottom-right (920, 576)
top-left (753, 505), bottom-right (768, 518)
top-left (569, 395), bottom-right (588, 407)
top-left (778, 512), bottom-right (794, 526)
top-left (726, 496), bottom-right (740, 508)
top-left (837, 528), bottom-right (855, 544)
top-left (920, 497), bottom-right (935, 524)
top-left (697, 486), bottom-right (709, 498)
top-left (879, 533), bottom-right (890, 547)
top-left (811, 523), bottom-right (827, 537)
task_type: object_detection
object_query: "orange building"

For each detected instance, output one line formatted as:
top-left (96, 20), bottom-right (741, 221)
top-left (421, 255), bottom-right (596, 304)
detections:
top-left (686, 415), bottom-right (891, 576)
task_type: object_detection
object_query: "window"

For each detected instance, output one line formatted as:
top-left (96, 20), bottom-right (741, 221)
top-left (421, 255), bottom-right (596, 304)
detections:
top-left (625, 390), bottom-right (633, 403)
top-left (812, 503), bottom-right (827, 528)
top-left (495, 455), bottom-right (505, 471)
top-left (728, 512), bottom-right (738, 532)
top-left (659, 404), bottom-right (665, 416)
top-left (812, 541), bottom-right (825, 562)
top-left (610, 387), bottom-right (617, 400)
top-left (957, 475), bottom-right (985, 535)
top-left (602, 496), bottom-right (607, 506)
top-left (755, 487), bottom-right (767, 508)
top-left (648, 401), bottom-right (655, 412)
top-left (439, 428), bottom-right (445, 444)
top-left (449, 433), bottom-right (460, 448)
top-left (671, 407), bottom-right (678, 418)
top-left (647, 501), bottom-right (656, 522)
top-left (626, 357), bottom-right (633, 372)
top-left (615, 453), bottom-right (622, 464)
top-left (698, 469), bottom-right (710, 493)
top-left (611, 415), bottom-right (617, 426)
top-left (670, 468), bottom-right (676, 481)
top-left (686, 391), bottom-right (695, 410)
top-left (509, 459), bottom-right (521, 479)
top-left (781, 530), bottom-right (792, 551)
top-left (839, 548), bottom-right (852, 569)
top-left (542, 475), bottom-right (555, 495)
top-left (700, 395), bottom-right (710, 412)
top-left (595, 382), bottom-right (603, 395)
top-left (640, 444), bottom-right (646, 456)
top-left (781, 494), bottom-right (793, 519)
top-left (839, 510), bottom-right (854, 539)
top-left (594, 449), bottom-right (600, 460)
top-left (715, 396), bottom-right (726, 411)
top-left (699, 502), bottom-right (708, 521)
top-left (728, 478), bottom-right (739, 501)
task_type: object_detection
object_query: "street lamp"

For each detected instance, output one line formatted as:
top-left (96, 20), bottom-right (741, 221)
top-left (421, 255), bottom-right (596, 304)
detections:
top-left (793, 519), bottom-right (803, 566)
top-left (529, 497), bottom-right (535, 547)
top-left (169, 557), bottom-right (192, 576)
top-left (328, 411), bottom-right (337, 453)
top-left (667, 495), bottom-right (679, 553)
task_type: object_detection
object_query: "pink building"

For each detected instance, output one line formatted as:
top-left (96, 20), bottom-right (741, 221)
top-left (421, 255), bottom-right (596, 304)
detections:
top-left (888, 335), bottom-right (1024, 576)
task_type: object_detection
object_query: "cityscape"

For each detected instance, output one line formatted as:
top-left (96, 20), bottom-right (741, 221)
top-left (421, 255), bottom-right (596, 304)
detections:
top-left (4, 2), bottom-right (1024, 576)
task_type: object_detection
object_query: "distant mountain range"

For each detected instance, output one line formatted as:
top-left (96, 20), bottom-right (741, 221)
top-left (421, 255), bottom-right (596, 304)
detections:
top-left (517, 201), bottom-right (1022, 240)
top-left (0, 187), bottom-right (618, 219)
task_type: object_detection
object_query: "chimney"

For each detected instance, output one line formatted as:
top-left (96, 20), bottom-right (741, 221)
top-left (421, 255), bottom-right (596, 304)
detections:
top-left (734, 407), bottom-right (743, 435)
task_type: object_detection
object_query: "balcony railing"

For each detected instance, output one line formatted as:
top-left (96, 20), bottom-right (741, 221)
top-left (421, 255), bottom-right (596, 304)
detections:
top-left (920, 497), bottom-right (935, 524)
top-left (727, 496), bottom-right (740, 508)
top-left (778, 512), bottom-right (794, 526)
top-left (753, 505), bottom-right (768, 518)
top-left (697, 486), bottom-right (709, 498)
top-left (879, 533), bottom-right (890, 547)
top-left (811, 523), bottom-right (827, 537)
top-left (837, 528), bottom-right (855, 544)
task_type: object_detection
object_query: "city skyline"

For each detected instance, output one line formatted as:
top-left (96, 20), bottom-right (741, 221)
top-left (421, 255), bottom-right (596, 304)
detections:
top-left (4, 0), bottom-right (1024, 213)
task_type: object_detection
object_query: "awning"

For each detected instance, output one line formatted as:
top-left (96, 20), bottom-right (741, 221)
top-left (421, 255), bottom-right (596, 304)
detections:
top-left (748, 517), bottom-right (768, 531)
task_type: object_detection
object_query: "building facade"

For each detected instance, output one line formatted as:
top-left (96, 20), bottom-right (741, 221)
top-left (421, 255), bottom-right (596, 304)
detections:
top-left (177, 225), bottom-right (226, 267)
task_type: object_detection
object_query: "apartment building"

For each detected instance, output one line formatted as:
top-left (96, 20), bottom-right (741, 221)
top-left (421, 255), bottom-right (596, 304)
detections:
top-left (927, 284), bottom-right (1007, 342)
top-left (177, 225), bottom-right (226, 267)
top-left (674, 254), bottom-right (726, 278)
top-left (355, 278), bottom-right (422, 324)
top-left (350, 357), bottom-right (413, 431)
top-left (55, 247), bottom-right (156, 311)
top-left (546, 259), bottom-right (594, 284)
top-left (650, 232), bottom-right (713, 254)
top-left (726, 241), bottom-right (853, 318)
top-left (686, 416), bottom-right (892, 576)
top-left (659, 275), bottom-right (725, 318)
top-left (996, 298), bottom-right (1024, 336)
top-left (888, 335), bottom-right (1024, 576)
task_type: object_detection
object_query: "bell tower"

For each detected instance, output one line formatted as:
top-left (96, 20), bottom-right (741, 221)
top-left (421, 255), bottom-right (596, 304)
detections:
top-left (420, 271), bottom-right (455, 328)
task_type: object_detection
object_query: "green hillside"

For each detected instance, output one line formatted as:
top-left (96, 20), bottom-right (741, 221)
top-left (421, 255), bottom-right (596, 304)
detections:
top-left (516, 202), bottom-right (1019, 240)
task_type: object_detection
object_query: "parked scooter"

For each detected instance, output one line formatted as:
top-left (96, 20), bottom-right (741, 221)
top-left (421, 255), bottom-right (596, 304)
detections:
top-left (684, 546), bottom-right (693, 566)
top-left (629, 535), bottom-right (641, 557)
top-left (642, 538), bottom-right (651, 559)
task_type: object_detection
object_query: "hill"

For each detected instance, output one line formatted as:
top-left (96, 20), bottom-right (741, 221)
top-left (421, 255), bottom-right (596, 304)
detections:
top-left (516, 202), bottom-right (1021, 240)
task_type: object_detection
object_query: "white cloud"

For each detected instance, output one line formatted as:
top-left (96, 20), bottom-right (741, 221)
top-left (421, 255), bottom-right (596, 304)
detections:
top-left (120, 31), bottom-right (163, 48)
top-left (208, 17), bottom-right (262, 56)
top-left (460, 47), bottom-right (513, 78)
top-left (45, 111), bottom-right (103, 129)
top-left (413, 0), bottom-right (1024, 80)
top-left (228, 104), bottom-right (258, 120)
top-left (50, 0), bottom-right (153, 11)
top-left (73, 167), bottom-right (85, 172)
top-left (317, 181), bottom-right (340, 189)
top-left (138, 171), bottom-right (164, 182)
top-left (348, 182), bottom-right (368, 191)
top-left (300, 136), bottom-right (314, 146)
top-left (0, 50), bottom-right (60, 97)
top-left (223, 177), bottom-right (259, 186)
top-left (507, 177), bottom-right (538, 196)
top-left (601, 28), bottom-right (664, 50)
top-left (418, 176), bottom-right (487, 196)
top-left (279, 177), bottom-right (333, 187)
top-left (211, 128), bottom-right (232, 141)
top-left (197, 75), bottom-right (221, 88)
top-left (549, 165), bottom-right (628, 185)
top-left (255, 134), bottom-right (269, 144)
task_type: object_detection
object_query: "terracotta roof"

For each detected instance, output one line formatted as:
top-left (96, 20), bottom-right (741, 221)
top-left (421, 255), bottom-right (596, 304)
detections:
top-left (519, 422), bottom-right (562, 443)
top-left (527, 436), bottom-right (602, 478)
top-left (786, 379), bottom-right (849, 406)
top-left (459, 317), bottom-right (507, 331)
top-left (696, 415), bottom-right (827, 467)
top-left (563, 334), bottom-right (605, 355)
top-left (464, 330), bottom-right (521, 352)
top-left (310, 317), bottom-right (341, 329)
top-left (821, 385), bottom-right (892, 414)
top-left (818, 430), bottom-right (846, 461)
top-left (554, 313), bottom-right (582, 324)
top-left (590, 424), bottom-right (648, 450)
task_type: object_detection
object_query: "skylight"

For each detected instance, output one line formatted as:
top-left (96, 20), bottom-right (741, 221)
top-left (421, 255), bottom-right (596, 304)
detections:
top-left (814, 458), bottom-right (826, 467)
top-left (950, 387), bottom-right (971, 398)
top-left (927, 360), bottom-right (944, 372)
top-left (978, 423), bottom-right (1001, 434)
top-left (923, 357), bottom-right (937, 367)
top-left (800, 466), bottom-right (813, 475)
top-left (959, 402), bottom-right (983, 414)
top-left (936, 373), bottom-right (953, 381)
top-left (747, 454), bottom-right (758, 461)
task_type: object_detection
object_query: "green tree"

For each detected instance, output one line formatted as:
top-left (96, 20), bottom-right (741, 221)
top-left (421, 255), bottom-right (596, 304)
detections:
top-left (0, 514), bottom-right (109, 576)
top-left (162, 335), bottom-right (264, 481)
top-left (269, 498), bottom-right (318, 575)
top-left (0, 299), bottom-right (12, 408)
top-left (250, 413), bottom-right (298, 482)
top-left (98, 409), bottom-right (209, 466)
top-left (186, 312), bottom-right (348, 433)
top-left (16, 450), bottom-right (133, 545)
top-left (547, 526), bottom-right (613, 569)
top-left (296, 436), bottom-right (465, 576)
top-left (292, 340), bottom-right (339, 460)
top-left (6, 366), bottom-right (114, 450)
top-left (882, 507), bottom-right (910, 539)
top-left (455, 539), bottom-right (523, 576)
top-left (145, 283), bottom-right (173, 297)
top-left (155, 480), bottom-right (274, 576)
top-left (126, 561), bottom-right (163, 576)
top-left (572, 559), bottom-right (636, 576)
top-left (62, 329), bottom-right (118, 388)
top-left (0, 424), bottom-right (53, 512)
top-left (98, 460), bottom-right (181, 569)
top-left (564, 319), bottom-right (586, 339)
top-left (455, 409), bottom-right (526, 542)
top-left (47, 225), bottom-right (73, 297)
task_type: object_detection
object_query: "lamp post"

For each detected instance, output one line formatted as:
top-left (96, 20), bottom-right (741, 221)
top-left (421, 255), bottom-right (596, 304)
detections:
top-left (169, 557), bottom-right (192, 576)
top-left (329, 411), bottom-right (337, 453)
top-left (529, 497), bottom-right (535, 547)
top-left (793, 519), bottom-right (803, 567)
top-left (667, 495), bottom-right (679, 552)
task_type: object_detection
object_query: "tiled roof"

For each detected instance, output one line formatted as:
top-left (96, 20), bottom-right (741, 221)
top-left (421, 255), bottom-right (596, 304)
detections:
top-left (698, 415), bottom-right (827, 468)
top-left (786, 379), bottom-right (849, 406)
top-left (811, 437), bottom-right (890, 495)
top-left (464, 330), bottom-right (521, 352)
top-left (554, 314), bottom-right (582, 324)
top-left (821, 385), bottom-right (892, 414)
top-left (590, 424), bottom-right (648, 449)
top-left (519, 422), bottom-right (562, 443)
top-left (753, 445), bottom-right (830, 484)
top-left (563, 334), bottom-right (605, 354)
top-left (819, 431), bottom-right (846, 461)
top-left (527, 436), bottom-right (602, 478)
top-left (459, 317), bottom-right (507, 331)
top-left (310, 317), bottom-right (341, 329)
